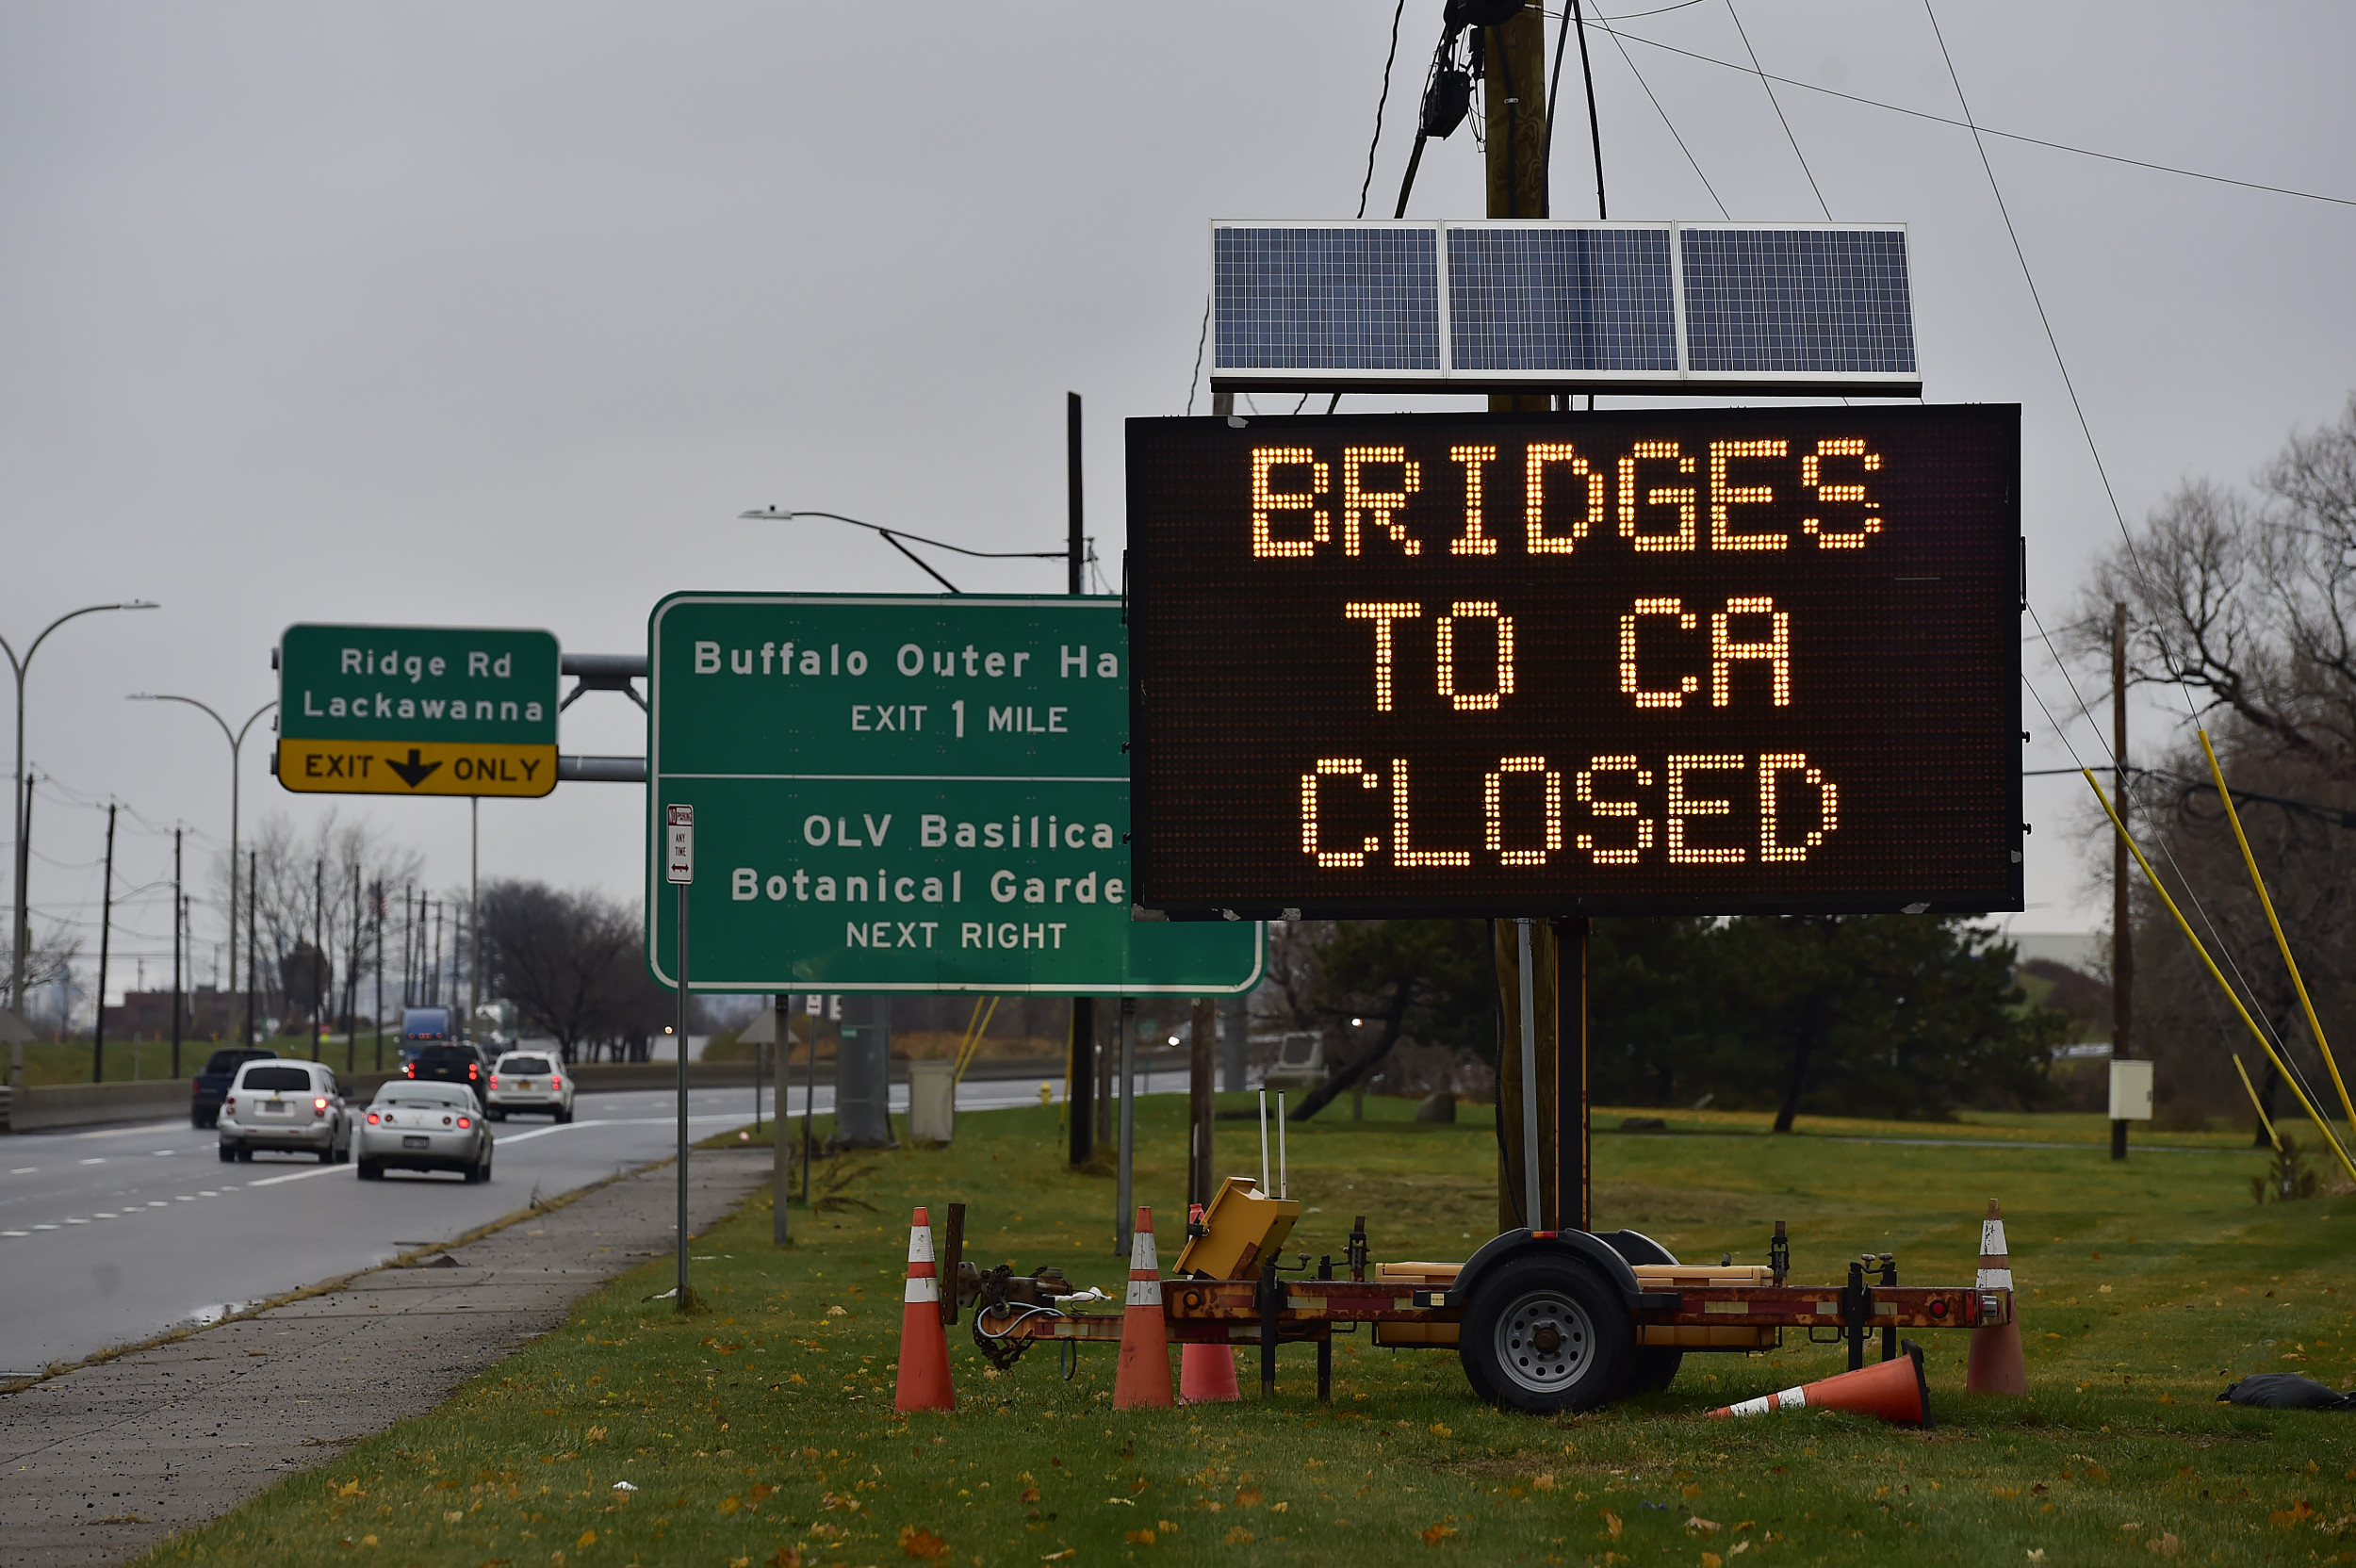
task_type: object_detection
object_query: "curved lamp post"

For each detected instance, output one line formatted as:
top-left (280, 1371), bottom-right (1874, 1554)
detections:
top-left (3, 600), bottom-right (159, 1012)
top-left (128, 694), bottom-right (274, 1042)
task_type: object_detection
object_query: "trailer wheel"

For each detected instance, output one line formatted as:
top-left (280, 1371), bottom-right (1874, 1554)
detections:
top-left (1627, 1346), bottom-right (1683, 1395)
top-left (1460, 1255), bottom-right (1633, 1413)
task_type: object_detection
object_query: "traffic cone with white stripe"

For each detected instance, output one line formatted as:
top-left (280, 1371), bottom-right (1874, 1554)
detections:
top-left (1708, 1340), bottom-right (1933, 1427)
top-left (1965, 1198), bottom-right (2026, 1396)
top-left (893, 1207), bottom-right (956, 1413)
top-left (1113, 1206), bottom-right (1174, 1410)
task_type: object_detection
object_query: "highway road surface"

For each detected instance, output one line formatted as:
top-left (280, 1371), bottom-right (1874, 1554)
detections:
top-left (0, 1070), bottom-right (1159, 1377)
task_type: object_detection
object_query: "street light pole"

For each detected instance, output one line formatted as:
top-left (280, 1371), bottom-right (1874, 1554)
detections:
top-left (5, 600), bottom-right (159, 1010)
top-left (126, 694), bottom-right (274, 1038)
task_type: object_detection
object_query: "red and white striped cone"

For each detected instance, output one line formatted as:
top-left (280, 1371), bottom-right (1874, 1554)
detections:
top-left (1965, 1198), bottom-right (2026, 1396)
top-left (1112, 1206), bottom-right (1174, 1410)
top-left (1709, 1340), bottom-right (1932, 1427)
top-left (893, 1206), bottom-right (956, 1413)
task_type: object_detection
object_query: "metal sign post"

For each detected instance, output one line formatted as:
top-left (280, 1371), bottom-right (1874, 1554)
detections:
top-left (666, 804), bottom-right (694, 1311)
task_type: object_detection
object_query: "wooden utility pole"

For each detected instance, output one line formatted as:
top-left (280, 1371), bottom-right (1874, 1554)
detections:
top-left (171, 827), bottom-right (184, 1079)
top-left (90, 804), bottom-right (116, 1083)
top-left (1482, 3), bottom-right (1584, 1231)
top-left (2111, 602), bottom-right (2133, 1161)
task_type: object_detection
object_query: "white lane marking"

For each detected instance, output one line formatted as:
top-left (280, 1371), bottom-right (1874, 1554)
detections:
top-left (153, 1150), bottom-right (176, 1156)
top-left (173, 1195), bottom-right (195, 1201)
top-left (34, 1223), bottom-right (58, 1231)
top-left (244, 1166), bottom-right (344, 1187)
top-left (79, 1158), bottom-right (106, 1166)
top-left (65, 1217), bottom-right (90, 1224)
top-left (198, 1189), bottom-right (221, 1197)
top-left (94, 1212), bottom-right (118, 1218)
top-left (148, 1200), bottom-right (168, 1207)
top-left (8, 1168), bottom-right (34, 1175)
top-left (3, 1230), bottom-right (26, 1237)
top-left (490, 1112), bottom-right (742, 1148)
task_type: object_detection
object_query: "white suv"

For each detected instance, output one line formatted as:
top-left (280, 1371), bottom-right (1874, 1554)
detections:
top-left (486, 1052), bottom-right (574, 1122)
top-left (219, 1060), bottom-right (351, 1164)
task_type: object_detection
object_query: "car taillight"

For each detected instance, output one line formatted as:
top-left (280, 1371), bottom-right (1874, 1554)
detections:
top-left (549, 1076), bottom-right (561, 1090)
top-left (314, 1096), bottom-right (330, 1117)
top-left (222, 1096), bottom-right (236, 1115)
top-left (367, 1111), bottom-right (380, 1124)
top-left (404, 1063), bottom-right (416, 1077)
top-left (488, 1074), bottom-right (499, 1088)
top-left (457, 1116), bottom-right (471, 1129)
top-left (468, 1063), bottom-right (479, 1079)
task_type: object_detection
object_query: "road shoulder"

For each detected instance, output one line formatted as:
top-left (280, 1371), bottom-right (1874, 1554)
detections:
top-left (0, 1149), bottom-right (769, 1568)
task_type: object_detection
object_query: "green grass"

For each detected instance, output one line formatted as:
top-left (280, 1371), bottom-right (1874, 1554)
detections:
top-left (143, 1096), bottom-right (2354, 1567)
top-left (9, 1029), bottom-right (406, 1086)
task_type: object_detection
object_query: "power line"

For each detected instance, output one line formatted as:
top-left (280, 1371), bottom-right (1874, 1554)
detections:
top-left (1720, 0), bottom-right (1831, 220)
top-left (1356, 0), bottom-right (1409, 220)
top-left (1587, 11), bottom-right (2354, 209)
top-left (1595, 1), bottom-right (1726, 218)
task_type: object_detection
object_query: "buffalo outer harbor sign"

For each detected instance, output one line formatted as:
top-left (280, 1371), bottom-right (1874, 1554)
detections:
top-left (277, 624), bottom-right (561, 798)
top-left (646, 593), bottom-right (1262, 993)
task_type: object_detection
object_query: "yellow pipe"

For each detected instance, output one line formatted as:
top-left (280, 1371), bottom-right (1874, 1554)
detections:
top-left (2081, 768), bottom-right (2356, 1184)
top-left (2197, 729), bottom-right (2356, 1138)
top-left (955, 997), bottom-right (999, 1085)
top-left (2231, 1054), bottom-right (2282, 1152)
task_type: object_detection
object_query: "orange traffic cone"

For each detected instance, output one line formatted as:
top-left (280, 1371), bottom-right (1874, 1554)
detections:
top-left (1113, 1206), bottom-right (1174, 1410)
top-left (1708, 1340), bottom-right (1932, 1427)
top-left (1965, 1198), bottom-right (2027, 1396)
top-left (1180, 1342), bottom-right (1241, 1403)
top-left (893, 1207), bottom-right (956, 1413)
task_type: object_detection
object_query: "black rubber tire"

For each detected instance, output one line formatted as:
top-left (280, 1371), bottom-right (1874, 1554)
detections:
top-left (237, 1147), bottom-right (254, 1163)
top-left (357, 1159), bottom-right (382, 1181)
top-left (556, 1107), bottom-right (572, 1125)
top-left (317, 1144), bottom-right (335, 1164)
top-left (334, 1133), bottom-right (352, 1164)
top-left (217, 1143), bottom-right (236, 1164)
top-left (1459, 1254), bottom-right (1635, 1413)
top-left (1627, 1347), bottom-right (1684, 1395)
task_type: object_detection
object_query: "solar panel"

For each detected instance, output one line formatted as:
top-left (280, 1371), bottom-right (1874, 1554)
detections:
top-left (1207, 220), bottom-right (1919, 396)
top-left (1213, 226), bottom-right (1440, 375)
top-left (1448, 225), bottom-right (1676, 373)
top-left (1679, 227), bottom-right (1916, 376)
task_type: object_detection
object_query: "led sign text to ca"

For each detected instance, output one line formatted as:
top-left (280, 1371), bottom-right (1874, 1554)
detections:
top-left (1268, 435), bottom-right (1869, 875)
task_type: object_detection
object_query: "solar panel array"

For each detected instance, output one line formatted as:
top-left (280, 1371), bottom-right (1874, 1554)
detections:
top-left (1210, 220), bottom-right (1918, 395)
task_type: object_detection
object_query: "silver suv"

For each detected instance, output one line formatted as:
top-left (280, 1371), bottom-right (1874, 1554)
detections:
top-left (218, 1060), bottom-right (352, 1165)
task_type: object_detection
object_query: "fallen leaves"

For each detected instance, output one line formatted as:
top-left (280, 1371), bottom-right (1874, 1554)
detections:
top-left (2269, 1499), bottom-right (2314, 1529)
top-left (1686, 1515), bottom-right (1721, 1534)
top-left (583, 1426), bottom-right (607, 1443)
top-left (1419, 1524), bottom-right (1458, 1546)
top-left (897, 1524), bottom-right (951, 1560)
top-left (575, 1528), bottom-right (597, 1548)
top-left (1124, 1528), bottom-right (1156, 1546)
top-left (766, 1548), bottom-right (805, 1568)
top-left (1222, 1527), bottom-right (1254, 1545)
top-left (1600, 1510), bottom-right (1624, 1540)
top-left (2146, 1533), bottom-right (2182, 1557)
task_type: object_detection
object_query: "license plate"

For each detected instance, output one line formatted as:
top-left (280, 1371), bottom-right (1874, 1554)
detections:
top-left (401, 1135), bottom-right (429, 1149)
top-left (515, 1081), bottom-right (533, 1089)
top-left (266, 1100), bottom-right (287, 1113)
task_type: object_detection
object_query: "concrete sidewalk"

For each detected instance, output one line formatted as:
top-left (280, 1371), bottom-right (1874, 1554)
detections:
top-left (0, 1148), bottom-right (771, 1568)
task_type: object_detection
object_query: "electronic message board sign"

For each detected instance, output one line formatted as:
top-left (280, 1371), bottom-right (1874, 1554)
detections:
top-left (646, 593), bottom-right (1262, 994)
top-left (1127, 406), bottom-right (2021, 919)
top-left (277, 624), bottom-right (560, 797)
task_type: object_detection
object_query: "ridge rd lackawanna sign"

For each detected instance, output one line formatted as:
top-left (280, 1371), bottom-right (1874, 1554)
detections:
top-left (646, 594), bottom-right (1261, 993)
top-left (277, 625), bottom-right (561, 797)
top-left (1125, 405), bottom-right (2024, 919)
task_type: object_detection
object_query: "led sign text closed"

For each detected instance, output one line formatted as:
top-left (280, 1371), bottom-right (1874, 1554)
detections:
top-left (1126, 407), bottom-right (2022, 918)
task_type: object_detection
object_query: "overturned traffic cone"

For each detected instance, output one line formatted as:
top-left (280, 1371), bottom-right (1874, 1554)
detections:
top-left (1965, 1198), bottom-right (2027, 1396)
top-left (1180, 1342), bottom-right (1241, 1404)
top-left (1708, 1340), bottom-right (1933, 1427)
top-left (893, 1207), bottom-right (956, 1413)
top-left (1113, 1206), bottom-right (1174, 1410)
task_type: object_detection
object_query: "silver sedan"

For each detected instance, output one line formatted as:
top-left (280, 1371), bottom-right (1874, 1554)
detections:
top-left (355, 1082), bottom-right (493, 1183)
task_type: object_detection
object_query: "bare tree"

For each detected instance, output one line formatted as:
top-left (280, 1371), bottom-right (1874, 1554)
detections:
top-left (2071, 393), bottom-right (2356, 1135)
top-left (477, 880), bottom-right (644, 1064)
top-left (222, 810), bottom-right (425, 1028)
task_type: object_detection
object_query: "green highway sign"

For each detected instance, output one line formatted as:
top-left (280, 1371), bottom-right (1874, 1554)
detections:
top-left (278, 623), bottom-right (561, 797)
top-left (646, 594), bottom-right (1262, 994)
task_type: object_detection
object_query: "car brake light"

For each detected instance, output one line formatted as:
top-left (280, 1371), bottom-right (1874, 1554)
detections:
top-left (549, 1076), bottom-right (561, 1090)
top-left (222, 1096), bottom-right (235, 1115)
top-left (314, 1096), bottom-right (330, 1116)
top-left (457, 1116), bottom-right (471, 1129)
top-left (468, 1063), bottom-right (479, 1079)
top-left (367, 1111), bottom-right (380, 1124)
top-left (404, 1063), bottom-right (416, 1077)
top-left (488, 1074), bottom-right (499, 1088)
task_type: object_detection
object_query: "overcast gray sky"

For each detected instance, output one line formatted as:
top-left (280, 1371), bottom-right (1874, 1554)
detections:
top-left (5, 1), bottom-right (2351, 996)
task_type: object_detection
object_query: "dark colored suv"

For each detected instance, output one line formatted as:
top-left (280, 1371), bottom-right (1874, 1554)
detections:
top-left (191, 1047), bottom-right (279, 1128)
top-left (406, 1043), bottom-right (491, 1106)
